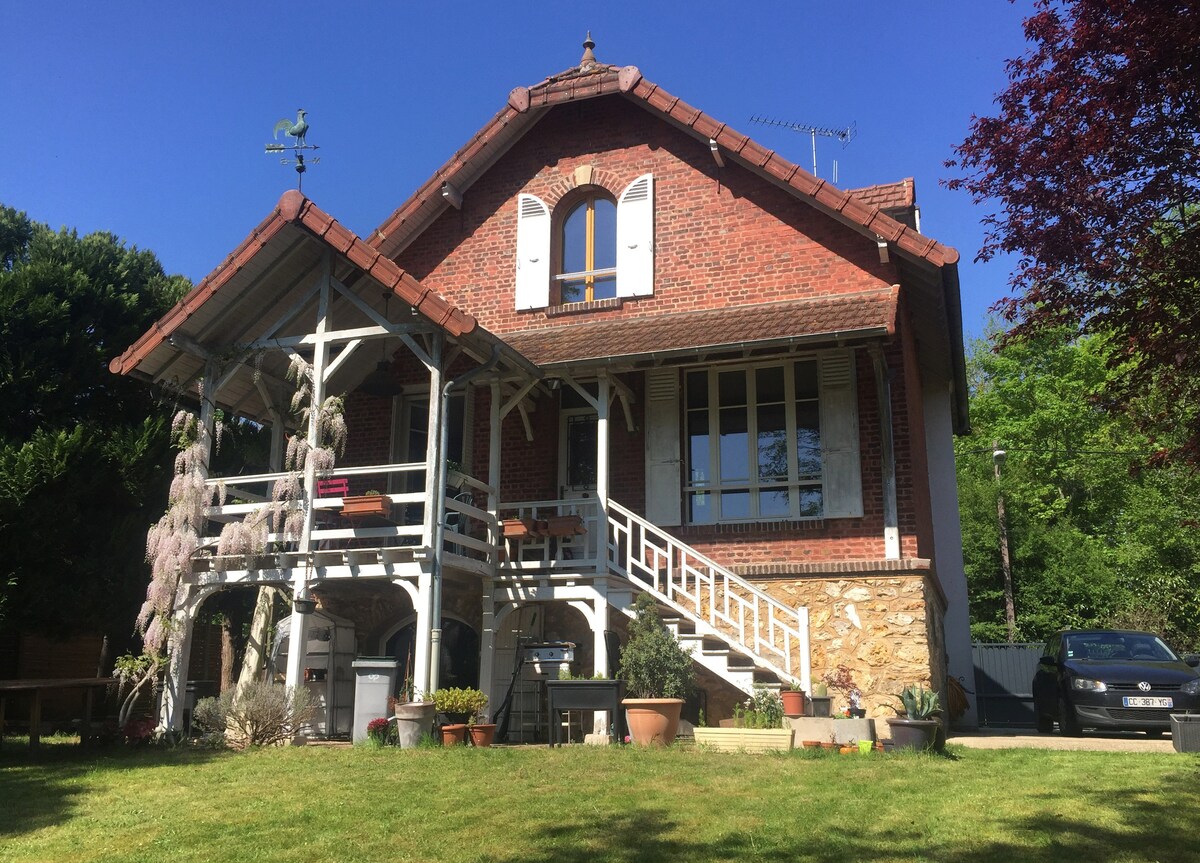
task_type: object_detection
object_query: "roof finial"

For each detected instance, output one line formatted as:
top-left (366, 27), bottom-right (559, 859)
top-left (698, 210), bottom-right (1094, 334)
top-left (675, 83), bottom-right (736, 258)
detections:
top-left (580, 31), bottom-right (596, 68)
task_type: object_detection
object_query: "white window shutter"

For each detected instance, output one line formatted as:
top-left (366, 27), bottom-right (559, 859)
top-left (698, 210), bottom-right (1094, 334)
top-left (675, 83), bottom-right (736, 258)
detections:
top-left (643, 368), bottom-right (682, 526)
top-left (616, 174), bottom-right (654, 298)
top-left (820, 350), bottom-right (863, 518)
top-left (515, 194), bottom-right (550, 309)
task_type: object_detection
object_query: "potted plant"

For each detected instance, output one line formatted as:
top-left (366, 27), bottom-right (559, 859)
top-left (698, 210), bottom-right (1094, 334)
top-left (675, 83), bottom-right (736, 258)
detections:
top-left (342, 489), bottom-right (391, 518)
top-left (434, 686), bottom-right (488, 727)
top-left (781, 680), bottom-right (807, 717)
top-left (886, 683), bottom-right (943, 751)
top-left (824, 665), bottom-right (865, 718)
top-left (365, 717), bottom-right (392, 747)
top-left (618, 592), bottom-right (695, 746)
top-left (390, 693), bottom-right (437, 749)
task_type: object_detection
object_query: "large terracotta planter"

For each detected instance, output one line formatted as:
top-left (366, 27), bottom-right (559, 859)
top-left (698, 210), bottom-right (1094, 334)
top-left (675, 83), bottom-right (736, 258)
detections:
top-left (622, 698), bottom-right (684, 746)
top-left (886, 717), bottom-right (941, 751)
top-left (440, 723), bottom-right (467, 746)
top-left (393, 701), bottom-right (436, 749)
top-left (781, 690), bottom-right (807, 717)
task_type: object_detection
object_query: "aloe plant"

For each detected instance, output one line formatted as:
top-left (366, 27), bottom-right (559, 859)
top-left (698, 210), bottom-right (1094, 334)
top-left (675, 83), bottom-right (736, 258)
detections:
top-left (896, 684), bottom-right (942, 720)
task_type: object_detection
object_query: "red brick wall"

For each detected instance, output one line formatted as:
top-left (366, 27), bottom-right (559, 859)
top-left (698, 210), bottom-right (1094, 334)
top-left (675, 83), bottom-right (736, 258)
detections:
top-left (395, 95), bottom-right (898, 336)
top-left (337, 94), bottom-right (936, 568)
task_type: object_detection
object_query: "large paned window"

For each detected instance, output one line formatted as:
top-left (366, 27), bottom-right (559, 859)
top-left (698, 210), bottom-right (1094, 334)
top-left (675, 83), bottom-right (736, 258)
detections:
top-left (557, 194), bottom-right (617, 303)
top-left (684, 360), bottom-right (822, 523)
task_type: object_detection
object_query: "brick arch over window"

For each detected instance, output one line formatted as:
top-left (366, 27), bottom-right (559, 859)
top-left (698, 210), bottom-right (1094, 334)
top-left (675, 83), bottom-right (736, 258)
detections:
top-left (542, 166), bottom-right (625, 209)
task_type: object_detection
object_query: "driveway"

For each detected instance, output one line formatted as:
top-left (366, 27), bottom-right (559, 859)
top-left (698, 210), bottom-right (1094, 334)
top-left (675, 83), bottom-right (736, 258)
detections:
top-left (948, 727), bottom-right (1175, 752)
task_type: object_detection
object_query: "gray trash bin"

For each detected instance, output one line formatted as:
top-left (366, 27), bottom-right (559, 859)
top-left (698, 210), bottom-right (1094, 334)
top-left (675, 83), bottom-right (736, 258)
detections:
top-left (351, 658), bottom-right (400, 743)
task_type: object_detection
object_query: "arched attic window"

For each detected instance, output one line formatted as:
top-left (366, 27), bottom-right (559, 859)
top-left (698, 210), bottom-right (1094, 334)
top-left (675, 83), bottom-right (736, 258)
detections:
top-left (558, 191), bottom-right (617, 303)
top-left (514, 173), bottom-right (654, 310)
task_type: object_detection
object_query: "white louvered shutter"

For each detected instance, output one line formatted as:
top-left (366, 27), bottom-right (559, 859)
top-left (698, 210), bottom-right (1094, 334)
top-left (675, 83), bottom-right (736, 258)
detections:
top-left (819, 350), bottom-right (863, 518)
top-left (616, 174), bottom-right (655, 298)
top-left (644, 368), bottom-right (682, 526)
top-left (515, 194), bottom-right (550, 309)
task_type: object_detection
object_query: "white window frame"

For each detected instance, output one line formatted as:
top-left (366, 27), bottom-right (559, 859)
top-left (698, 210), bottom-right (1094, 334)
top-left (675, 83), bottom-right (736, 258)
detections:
top-left (683, 358), bottom-right (823, 524)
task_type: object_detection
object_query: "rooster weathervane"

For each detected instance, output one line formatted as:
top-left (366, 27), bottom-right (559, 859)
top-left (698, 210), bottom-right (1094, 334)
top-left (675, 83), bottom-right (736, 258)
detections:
top-left (265, 109), bottom-right (320, 191)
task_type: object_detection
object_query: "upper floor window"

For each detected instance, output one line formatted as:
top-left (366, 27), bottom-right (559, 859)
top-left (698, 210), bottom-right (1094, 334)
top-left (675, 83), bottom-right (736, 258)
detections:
top-left (515, 173), bottom-right (654, 310)
top-left (559, 194), bottom-right (617, 303)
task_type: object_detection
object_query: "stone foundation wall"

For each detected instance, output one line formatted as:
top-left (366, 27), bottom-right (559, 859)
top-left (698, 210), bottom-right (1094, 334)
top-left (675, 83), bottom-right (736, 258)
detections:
top-left (755, 568), bottom-right (946, 722)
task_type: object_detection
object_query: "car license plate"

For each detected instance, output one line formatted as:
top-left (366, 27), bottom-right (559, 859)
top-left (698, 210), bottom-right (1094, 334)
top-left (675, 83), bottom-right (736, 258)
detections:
top-left (1122, 696), bottom-right (1173, 708)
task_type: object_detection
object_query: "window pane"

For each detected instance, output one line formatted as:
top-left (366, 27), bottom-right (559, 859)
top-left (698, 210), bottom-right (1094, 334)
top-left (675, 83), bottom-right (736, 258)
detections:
top-left (566, 414), bottom-right (597, 488)
top-left (797, 488), bottom-right (822, 517)
top-left (592, 198), bottom-right (617, 269)
top-left (686, 371), bottom-right (709, 409)
top-left (720, 490), bottom-right (750, 519)
top-left (759, 490), bottom-right (790, 518)
top-left (795, 360), bottom-right (819, 400)
top-left (795, 402), bottom-right (821, 477)
top-left (560, 277), bottom-right (586, 304)
top-left (592, 273), bottom-right (617, 300)
top-left (756, 366), bottom-right (784, 403)
top-left (718, 370), bottom-right (746, 407)
top-left (687, 411), bottom-right (710, 485)
top-left (756, 403), bottom-right (787, 480)
top-left (562, 202), bottom-right (588, 274)
top-left (718, 408), bottom-right (749, 481)
top-left (689, 491), bottom-right (713, 524)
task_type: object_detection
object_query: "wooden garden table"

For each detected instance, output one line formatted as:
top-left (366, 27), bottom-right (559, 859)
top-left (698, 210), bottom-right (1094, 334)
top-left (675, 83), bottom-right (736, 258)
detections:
top-left (0, 677), bottom-right (114, 748)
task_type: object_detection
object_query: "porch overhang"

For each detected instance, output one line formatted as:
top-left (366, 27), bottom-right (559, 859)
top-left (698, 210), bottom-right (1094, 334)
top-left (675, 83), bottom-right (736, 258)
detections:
top-left (502, 287), bottom-right (899, 370)
top-left (109, 190), bottom-right (540, 423)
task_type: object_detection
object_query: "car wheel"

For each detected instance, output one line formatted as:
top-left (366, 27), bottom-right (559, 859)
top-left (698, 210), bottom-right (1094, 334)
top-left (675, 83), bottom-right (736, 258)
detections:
top-left (1058, 698), bottom-right (1082, 737)
top-left (1036, 712), bottom-right (1053, 733)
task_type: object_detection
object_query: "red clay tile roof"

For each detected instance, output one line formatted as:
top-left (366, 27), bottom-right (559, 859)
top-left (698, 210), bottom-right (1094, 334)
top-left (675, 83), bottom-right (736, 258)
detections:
top-left (370, 64), bottom-right (957, 269)
top-left (503, 289), bottom-right (898, 366)
top-left (850, 179), bottom-right (915, 211)
top-left (110, 191), bottom-right (478, 377)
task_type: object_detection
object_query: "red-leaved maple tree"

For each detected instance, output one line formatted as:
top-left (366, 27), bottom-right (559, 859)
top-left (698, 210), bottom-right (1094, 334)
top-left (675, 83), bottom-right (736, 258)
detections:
top-left (947, 0), bottom-right (1200, 462)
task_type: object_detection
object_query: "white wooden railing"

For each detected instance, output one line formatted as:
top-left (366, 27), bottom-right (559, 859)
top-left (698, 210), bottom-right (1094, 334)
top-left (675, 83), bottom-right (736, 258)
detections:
top-left (496, 499), bottom-right (601, 570)
top-left (197, 462), bottom-right (497, 565)
top-left (606, 500), bottom-right (810, 687)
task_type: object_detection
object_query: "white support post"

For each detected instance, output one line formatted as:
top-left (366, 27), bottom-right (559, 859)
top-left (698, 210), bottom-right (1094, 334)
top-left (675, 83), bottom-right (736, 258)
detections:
top-left (413, 567), bottom-right (433, 696)
top-left (596, 375), bottom-right (611, 523)
top-left (488, 381), bottom-right (502, 551)
top-left (479, 585), bottom-right (496, 717)
top-left (591, 584), bottom-right (610, 737)
top-left (288, 253), bottom-right (332, 692)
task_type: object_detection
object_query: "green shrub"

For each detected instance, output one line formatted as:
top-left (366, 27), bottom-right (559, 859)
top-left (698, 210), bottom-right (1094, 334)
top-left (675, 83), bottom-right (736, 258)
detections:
top-left (190, 682), bottom-right (313, 750)
top-left (618, 593), bottom-right (695, 699)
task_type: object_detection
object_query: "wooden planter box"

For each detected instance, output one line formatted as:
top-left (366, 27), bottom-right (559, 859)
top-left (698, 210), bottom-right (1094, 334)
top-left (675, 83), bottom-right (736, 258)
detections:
top-left (501, 517), bottom-right (537, 539)
top-left (341, 495), bottom-right (390, 518)
top-left (694, 727), bottom-right (794, 753)
top-left (543, 515), bottom-right (585, 537)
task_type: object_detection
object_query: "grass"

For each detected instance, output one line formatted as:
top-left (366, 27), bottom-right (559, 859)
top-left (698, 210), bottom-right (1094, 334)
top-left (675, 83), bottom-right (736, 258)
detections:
top-left (1, 739), bottom-right (1198, 863)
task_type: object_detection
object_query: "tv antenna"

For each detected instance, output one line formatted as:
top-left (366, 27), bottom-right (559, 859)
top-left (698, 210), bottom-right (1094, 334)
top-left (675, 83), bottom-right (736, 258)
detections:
top-left (264, 108), bottom-right (320, 192)
top-left (749, 116), bottom-right (855, 182)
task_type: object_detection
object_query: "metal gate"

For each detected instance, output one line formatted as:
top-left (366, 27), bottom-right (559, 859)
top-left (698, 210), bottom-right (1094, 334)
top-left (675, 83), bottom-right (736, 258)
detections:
top-left (972, 642), bottom-right (1044, 727)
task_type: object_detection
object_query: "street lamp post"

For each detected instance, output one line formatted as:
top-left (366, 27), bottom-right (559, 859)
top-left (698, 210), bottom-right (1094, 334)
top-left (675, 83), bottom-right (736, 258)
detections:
top-left (993, 442), bottom-right (1017, 643)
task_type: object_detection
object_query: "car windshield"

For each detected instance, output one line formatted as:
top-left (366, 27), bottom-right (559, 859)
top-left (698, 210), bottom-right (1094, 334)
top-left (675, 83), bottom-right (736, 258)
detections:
top-left (1063, 634), bottom-right (1179, 662)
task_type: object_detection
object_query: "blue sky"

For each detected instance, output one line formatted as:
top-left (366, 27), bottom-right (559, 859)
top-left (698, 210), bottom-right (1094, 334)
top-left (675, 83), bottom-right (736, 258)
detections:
top-left (4, 1), bottom-right (1033, 340)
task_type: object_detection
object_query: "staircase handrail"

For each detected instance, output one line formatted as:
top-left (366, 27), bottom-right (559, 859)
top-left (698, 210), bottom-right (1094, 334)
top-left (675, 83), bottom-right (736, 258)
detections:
top-left (606, 500), bottom-right (809, 690)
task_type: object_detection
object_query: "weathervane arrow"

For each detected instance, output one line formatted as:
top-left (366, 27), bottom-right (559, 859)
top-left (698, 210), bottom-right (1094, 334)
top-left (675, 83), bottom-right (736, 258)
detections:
top-left (265, 108), bottom-right (320, 191)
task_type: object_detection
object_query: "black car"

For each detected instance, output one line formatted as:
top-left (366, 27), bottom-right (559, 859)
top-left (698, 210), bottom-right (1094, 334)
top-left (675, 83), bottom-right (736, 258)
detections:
top-left (1032, 629), bottom-right (1200, 736)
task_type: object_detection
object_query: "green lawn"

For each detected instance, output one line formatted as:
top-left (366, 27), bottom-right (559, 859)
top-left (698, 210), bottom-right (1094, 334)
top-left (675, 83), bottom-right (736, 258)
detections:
top-left (1, 740), bottom-right (1197, 863)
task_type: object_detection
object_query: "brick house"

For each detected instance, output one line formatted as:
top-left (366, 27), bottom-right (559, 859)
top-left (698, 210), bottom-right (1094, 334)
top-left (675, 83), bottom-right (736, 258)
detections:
top-left (112, 41), bottom-right (973, 739)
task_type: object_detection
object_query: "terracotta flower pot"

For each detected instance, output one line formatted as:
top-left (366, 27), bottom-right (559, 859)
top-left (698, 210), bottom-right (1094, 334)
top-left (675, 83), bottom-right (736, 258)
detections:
top-left (440, 723), bottom-right (467, 746)
top-left (468, 723), bottom-right (496, 747)
top-left (622, 698), bottom-right (684, 746)
top-left (781, 690), bottom-right (807, 717)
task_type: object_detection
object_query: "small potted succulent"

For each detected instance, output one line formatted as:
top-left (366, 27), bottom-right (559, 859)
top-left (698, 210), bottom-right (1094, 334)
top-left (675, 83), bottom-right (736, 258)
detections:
top-left (886, 683), bottom-right (943, 751)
